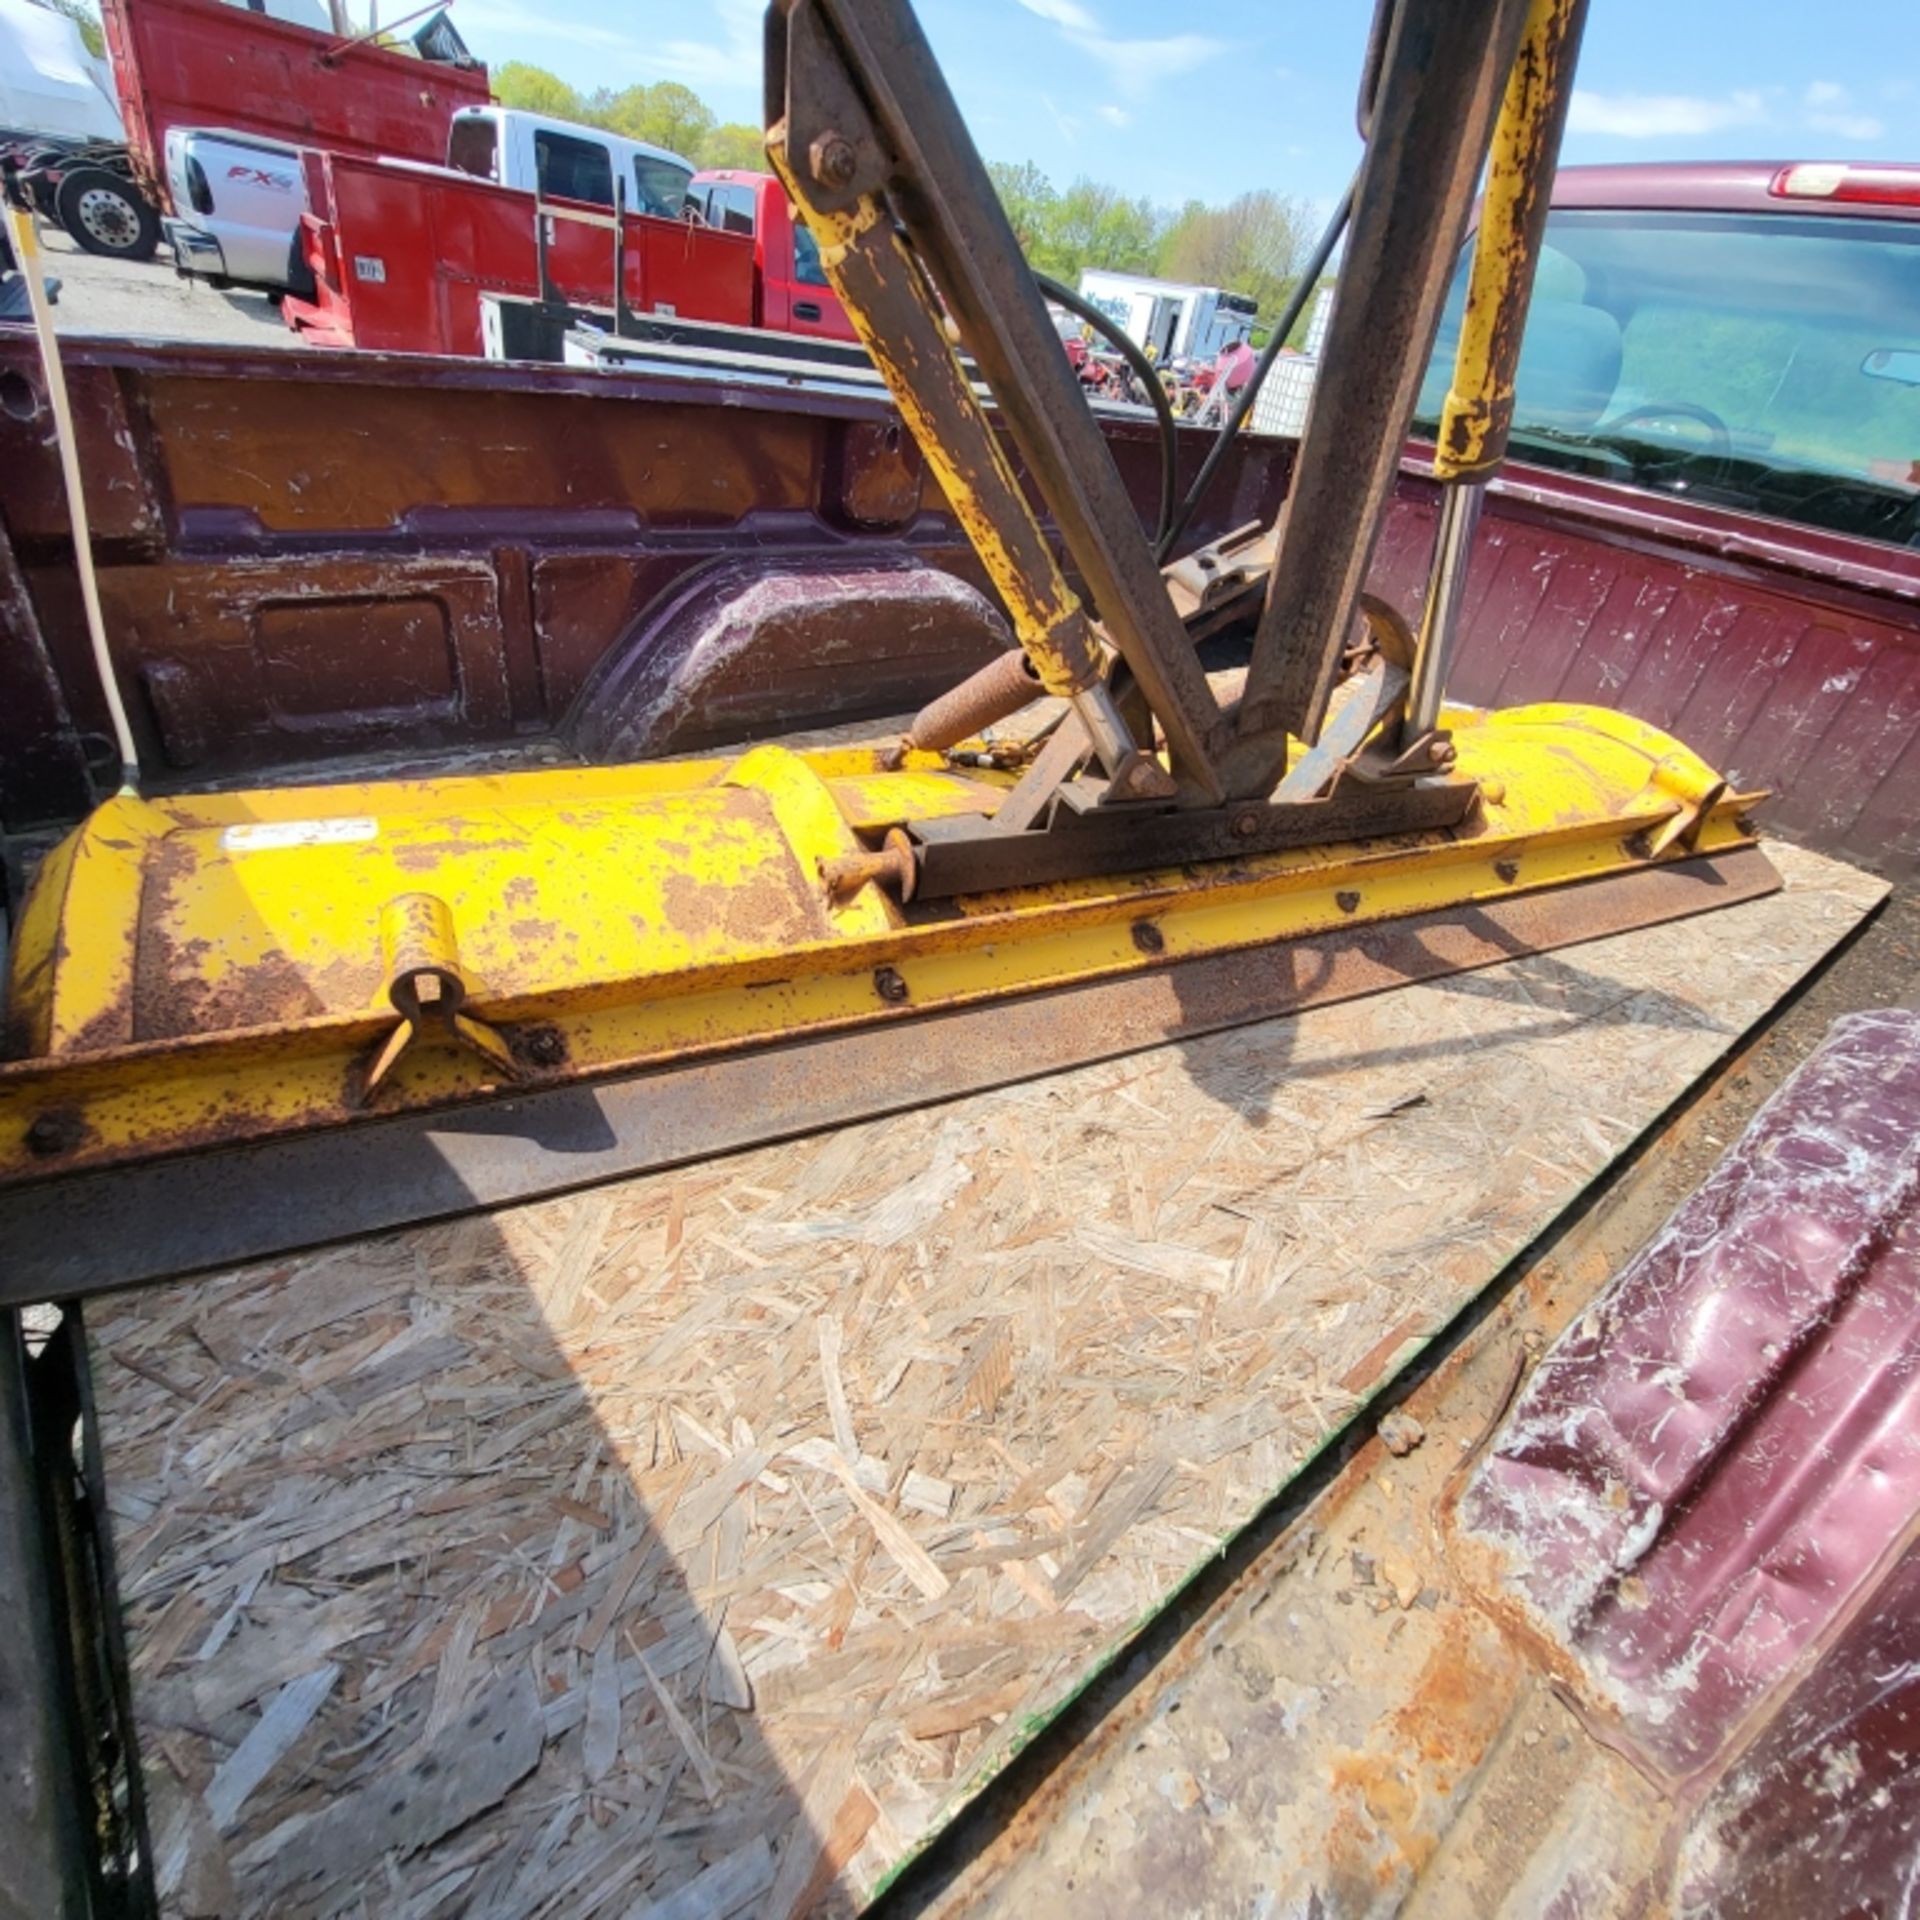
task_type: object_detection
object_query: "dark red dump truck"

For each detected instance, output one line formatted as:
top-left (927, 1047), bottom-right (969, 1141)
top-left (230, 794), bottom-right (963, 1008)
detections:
top-left (15, 0), bottom-right (489, 263)
top-left (1, 157), bottom-right (1919, 1914)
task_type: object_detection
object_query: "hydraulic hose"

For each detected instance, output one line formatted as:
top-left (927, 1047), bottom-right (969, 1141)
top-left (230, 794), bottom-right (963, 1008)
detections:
top-left (1154, 173), bottom-right (1358, 562)
top-left (1032, 270), bottom-right (1181, 554)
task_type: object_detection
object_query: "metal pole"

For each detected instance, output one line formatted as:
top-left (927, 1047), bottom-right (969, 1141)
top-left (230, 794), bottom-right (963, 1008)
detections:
top-left (1402, 0), bottom-right (1588, 749)
top-left (1404, 482), bottom-right (1483, 737)
top-left (0, 1316), bottom-right (90, 1920)
top-left (8, 206), bottom-right (140, 793)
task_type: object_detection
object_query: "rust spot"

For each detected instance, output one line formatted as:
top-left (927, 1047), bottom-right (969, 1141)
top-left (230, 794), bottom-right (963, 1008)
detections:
top-left (1130, 920), bottom-right (1166, 956)
top-left (1336, 890), bottom-right (1362, 914)
top-left (1493, 859), bottom-right (1520, 884)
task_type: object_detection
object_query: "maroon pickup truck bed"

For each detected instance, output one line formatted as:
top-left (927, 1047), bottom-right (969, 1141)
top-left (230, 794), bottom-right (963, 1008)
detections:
top-left (3, 329), bottom-right (1914, 879)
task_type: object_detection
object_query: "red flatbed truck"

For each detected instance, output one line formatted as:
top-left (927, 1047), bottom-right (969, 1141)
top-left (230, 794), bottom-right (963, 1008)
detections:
top-left (281, 146), bottom-right (758, 356)
top-left (286, 159), bottom-right (852, 358)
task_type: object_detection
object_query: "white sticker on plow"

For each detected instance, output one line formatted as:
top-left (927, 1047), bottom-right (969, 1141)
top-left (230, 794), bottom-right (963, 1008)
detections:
top-left (221, 817), bottom-right (379, 852)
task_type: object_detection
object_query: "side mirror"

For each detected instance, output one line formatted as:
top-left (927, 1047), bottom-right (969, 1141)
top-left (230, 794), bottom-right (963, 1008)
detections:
top-left (1862, 348), bottom-right (1920, 388)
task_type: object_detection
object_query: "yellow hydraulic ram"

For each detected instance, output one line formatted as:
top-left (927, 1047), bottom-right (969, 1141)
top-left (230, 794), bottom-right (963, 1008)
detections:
top-left (1405, 0), bottom-right (1589, 744)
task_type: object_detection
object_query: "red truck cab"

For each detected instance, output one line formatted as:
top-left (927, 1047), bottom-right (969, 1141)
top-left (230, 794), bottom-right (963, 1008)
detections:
top-left (686, 169), bottom-right (857, 342)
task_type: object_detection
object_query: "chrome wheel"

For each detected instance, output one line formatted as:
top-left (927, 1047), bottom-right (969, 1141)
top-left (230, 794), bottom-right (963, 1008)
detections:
top-left (75, 184), bottom-right (141, 253)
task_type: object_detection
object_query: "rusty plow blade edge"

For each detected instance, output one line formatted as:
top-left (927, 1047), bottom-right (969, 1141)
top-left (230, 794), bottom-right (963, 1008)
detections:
top-left (0, 844), bottom-right (1778, 1302)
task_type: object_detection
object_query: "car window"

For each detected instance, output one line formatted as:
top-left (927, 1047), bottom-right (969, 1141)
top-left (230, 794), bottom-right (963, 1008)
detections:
top-left (446, 117), bottom-right (498, 183)
top-left (534, 129), bottom-right (613, 209)
top-left (1416, 210), bottom-right (1920, 548)
top-left (793, 220), bottom-right (830, 289)
top-left (633, 156), bottom-right (691, 219)
top-left (707, 184), bottom-right (756, 236)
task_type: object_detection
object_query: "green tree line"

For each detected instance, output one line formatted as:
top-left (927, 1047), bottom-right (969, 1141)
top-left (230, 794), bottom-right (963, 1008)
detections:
top-left (496, 63), bottom-right (1323, 335)
top-left (493, 65), bottom-right (767, 172)
top-left (988, 160), bottom-right (1318, 335)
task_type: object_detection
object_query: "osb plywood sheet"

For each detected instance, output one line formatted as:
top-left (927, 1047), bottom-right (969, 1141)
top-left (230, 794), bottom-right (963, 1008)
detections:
top-left (88, 841), bottom-right (1881, 1920)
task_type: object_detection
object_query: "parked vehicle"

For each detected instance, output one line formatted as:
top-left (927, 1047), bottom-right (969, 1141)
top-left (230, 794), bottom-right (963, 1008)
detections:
top-left (12, 0), bottom-right (487, 264)
top-left (684, 167), bottom-right (855, 340)
top-left (1077, 266), bottom-right (1259, 363)
top-left (161, 125), bottom-right (308, 293)
top-left (444, 105), bottom-right (695, 217)
top-left (175, 105), bottom-right (701, 301)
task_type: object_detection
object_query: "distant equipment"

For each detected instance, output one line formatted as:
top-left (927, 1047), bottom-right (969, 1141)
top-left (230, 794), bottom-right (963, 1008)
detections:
top-left (1075, 268), bottom-right (1258, 364)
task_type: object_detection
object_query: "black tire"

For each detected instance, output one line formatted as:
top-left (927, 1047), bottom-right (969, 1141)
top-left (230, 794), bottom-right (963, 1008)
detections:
top-left (283, 226), bottom-right (316, 303)
top-left (55, 167), bottom-right (160, 262)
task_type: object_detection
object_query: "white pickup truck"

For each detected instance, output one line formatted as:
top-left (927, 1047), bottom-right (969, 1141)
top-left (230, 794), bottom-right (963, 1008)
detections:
top-left (165, 106), bottom-right (696, 298)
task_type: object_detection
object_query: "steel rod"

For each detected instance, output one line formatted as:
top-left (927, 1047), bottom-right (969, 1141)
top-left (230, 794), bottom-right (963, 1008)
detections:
top-left (8, 206), bottom-right (140, 791)
top-left (1405, 481), bottom-right (1484, 738)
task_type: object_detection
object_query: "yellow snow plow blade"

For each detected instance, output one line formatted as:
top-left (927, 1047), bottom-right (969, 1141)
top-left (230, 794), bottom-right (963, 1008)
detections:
top-left (1, 701), bottom-right (1770, 1294)
top-left (0, 0), bottom-right (1778, 1300)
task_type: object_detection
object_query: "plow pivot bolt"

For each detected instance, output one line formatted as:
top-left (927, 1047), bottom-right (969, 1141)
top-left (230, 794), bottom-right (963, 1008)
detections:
top-left (873, 966), bottom-right (910, 1004)
top-left (1230, 810), bottom-right (1262, 838)
top-left (1494, 860), bottom-right (1520, 884)
top-left (24, 1110), bottom-right (83, 1158)
top-left (523, 1027), bottom-right (567, 1068)
top-left (1430, 739), bottom-right (1457, 769)
top-left (1131, 921), bottom-right (1166, 955)
top-left (810, 131), bottom-right (858, 190)
top-left (1335, 890), bottom-right (1362, 915)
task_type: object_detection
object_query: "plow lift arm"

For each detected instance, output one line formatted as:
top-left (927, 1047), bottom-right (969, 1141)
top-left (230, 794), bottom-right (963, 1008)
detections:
top-left (768, 0), bottom-right (1583, 878)
top-left (0, 0), bottom-right (1773, 1301)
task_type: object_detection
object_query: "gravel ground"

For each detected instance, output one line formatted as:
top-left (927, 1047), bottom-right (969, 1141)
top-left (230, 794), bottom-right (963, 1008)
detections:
top-left (31, 222), bottom-right (297, 349)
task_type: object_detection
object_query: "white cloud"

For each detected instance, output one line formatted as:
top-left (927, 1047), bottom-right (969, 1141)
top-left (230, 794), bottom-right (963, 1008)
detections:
top-left (1070, 30), bottom-right (1223, 97)
top-left (630, 0), bottom-right (763, 91)
top-left (1015, 0), bottom-right (1099, 30)
top-left (1568, 88), bottom-right (1767, 138)
top-left (1808, 106), bottom-right (1886, 139)
top-left (455, 0), bottom-right (763, 92)
top-left (1096, 103), bottom-right (1130, 127)
top-left (1803, 81), bottom-right (1884, 141)
top-left (453, 0), bottom-right (628, 50)
top-left (1011, 0), bottom-right (1222, 101)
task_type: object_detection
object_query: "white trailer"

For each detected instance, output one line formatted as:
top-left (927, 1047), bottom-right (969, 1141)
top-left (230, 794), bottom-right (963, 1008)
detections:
top-left (1076, 267), bottom-right (1257, 363)
top-left (0, 0), bottom-right (120, 142)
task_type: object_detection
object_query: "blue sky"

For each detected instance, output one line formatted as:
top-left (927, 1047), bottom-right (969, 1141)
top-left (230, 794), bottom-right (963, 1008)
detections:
top-left (450, 0), bottom-right (1914, 212)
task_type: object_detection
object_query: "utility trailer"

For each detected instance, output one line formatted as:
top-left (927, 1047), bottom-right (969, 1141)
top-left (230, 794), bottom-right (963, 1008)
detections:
top-left (4, 7), bottom-right (1920, 1918)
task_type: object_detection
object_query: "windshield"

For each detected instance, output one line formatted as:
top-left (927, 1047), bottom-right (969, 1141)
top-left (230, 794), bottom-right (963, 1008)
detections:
top-left (1415, 210), bottom-right (1920, 549)
top-left (633, 155), bottom-right (692, 219)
